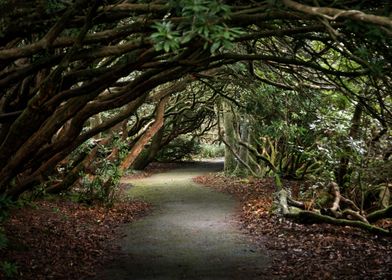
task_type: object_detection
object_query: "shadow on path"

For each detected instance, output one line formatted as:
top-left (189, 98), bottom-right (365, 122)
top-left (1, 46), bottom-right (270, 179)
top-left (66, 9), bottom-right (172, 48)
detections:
top-left (94, 160), bottom-right (270, 280)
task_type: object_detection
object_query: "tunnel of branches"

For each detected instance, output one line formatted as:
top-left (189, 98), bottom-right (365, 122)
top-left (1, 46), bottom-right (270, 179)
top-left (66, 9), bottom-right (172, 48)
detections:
top-left (0, 0), bottom-right (391, 234)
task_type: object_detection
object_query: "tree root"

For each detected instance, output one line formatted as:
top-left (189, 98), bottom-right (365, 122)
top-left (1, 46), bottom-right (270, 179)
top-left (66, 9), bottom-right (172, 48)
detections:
top-left (367, 205), bottom-right (392, 223)
top-left (276, 187), bottom-right (391, 236)
top-left (285, 210), bottom-right (390, 236)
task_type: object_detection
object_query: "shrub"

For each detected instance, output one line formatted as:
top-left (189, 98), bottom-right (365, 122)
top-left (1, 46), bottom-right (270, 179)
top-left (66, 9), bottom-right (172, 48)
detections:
top-left (156, 136), bottom-right (201, 161)
top-left (198, 143), bottom-right (225, 158)
top-left (77, 160), bottom-right (122, 206)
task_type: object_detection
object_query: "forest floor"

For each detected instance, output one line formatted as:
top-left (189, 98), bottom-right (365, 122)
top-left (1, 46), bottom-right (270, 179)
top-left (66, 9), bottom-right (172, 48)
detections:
top-left (194, 174), bottom-right (392, 279)
top-left (1, 161), bottom-right (391, 279)
top-left (0, 162), bottom-right (176, 280)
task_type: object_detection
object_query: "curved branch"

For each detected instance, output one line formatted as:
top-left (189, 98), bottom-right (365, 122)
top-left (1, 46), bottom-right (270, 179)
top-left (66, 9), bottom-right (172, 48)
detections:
top-left (217, 53), bottom-right (369, 77)
top-left (283, 0), bottom-right (392, 28)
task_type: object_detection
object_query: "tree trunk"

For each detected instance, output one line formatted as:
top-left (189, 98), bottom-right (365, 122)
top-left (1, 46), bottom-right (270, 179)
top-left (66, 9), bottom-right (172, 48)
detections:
top-left (119, 96), bottom-right (169, 173)
top-left (90, 113), bottom-right (102, 139)
top-left (234, 120), bottom-right (250, 177)
top-left (46, 145), bottom-right (100, 194)
top-left (223, 102), bottom-right (237, 174)
top-left (132, 127), bottom-right (164, 170)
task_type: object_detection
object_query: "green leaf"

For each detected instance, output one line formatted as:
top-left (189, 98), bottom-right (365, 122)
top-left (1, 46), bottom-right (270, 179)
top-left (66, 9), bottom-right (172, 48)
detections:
top-left (223, 31), bottom-right (231, 39)
top-left (210, 42), bottom-right (221, 53)
top-left (181, 32), bottom-right (194, 44)
top-left (163, 41), bottom-right (171, 53)
top-left (154, 43), bottom-right (163, 51)
top-left (222, 40), bottom-right (233, 50)
top-left (203, 27), bottom-right (209, 38)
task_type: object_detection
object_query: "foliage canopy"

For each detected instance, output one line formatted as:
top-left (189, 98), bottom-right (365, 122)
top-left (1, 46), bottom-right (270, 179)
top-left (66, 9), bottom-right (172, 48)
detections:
top-left (0, 0), bottom-right (391, 202)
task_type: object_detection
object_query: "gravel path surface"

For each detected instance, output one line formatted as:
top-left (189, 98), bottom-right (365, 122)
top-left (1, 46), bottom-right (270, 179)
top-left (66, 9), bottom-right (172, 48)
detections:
top-left (94, 161), bottom-right (270, 280)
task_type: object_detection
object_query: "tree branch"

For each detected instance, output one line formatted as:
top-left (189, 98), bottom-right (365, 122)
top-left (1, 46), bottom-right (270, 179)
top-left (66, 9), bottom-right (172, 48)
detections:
top-left (283, 0), bottom-right (392, 28)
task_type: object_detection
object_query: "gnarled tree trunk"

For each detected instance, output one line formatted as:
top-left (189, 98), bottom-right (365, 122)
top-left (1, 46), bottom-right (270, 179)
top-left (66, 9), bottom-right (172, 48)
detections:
top-left (119, 96), bottom-right (169, 173)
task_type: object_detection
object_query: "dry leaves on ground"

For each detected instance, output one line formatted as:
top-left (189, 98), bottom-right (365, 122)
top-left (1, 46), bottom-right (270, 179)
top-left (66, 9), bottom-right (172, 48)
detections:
top-left (0, 161), bottom-right (183, 279)
top-left (194, 174), bottom-right (392, 280)
top-left (1, 199), bottom-right (150, 280)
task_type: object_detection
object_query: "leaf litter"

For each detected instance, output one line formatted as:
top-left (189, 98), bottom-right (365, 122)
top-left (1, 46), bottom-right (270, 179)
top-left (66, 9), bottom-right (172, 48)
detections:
top-left (1, 199), bottom-right (150, 280)
top-left (2, 164), bottom-right (391, 279)
top-left (0, 162), bottom-right (184, 279)
top-left (194, 174), bottom-right (392, 280)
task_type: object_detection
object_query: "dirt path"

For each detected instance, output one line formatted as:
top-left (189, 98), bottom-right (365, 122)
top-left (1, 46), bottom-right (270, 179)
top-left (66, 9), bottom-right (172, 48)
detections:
top-left (94, 161), bottom-right (270, 280)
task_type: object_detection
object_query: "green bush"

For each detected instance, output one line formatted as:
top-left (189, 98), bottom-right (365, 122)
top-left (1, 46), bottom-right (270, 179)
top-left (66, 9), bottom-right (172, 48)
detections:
top-left (198, 143), bottom-right (225, 158)
top-left (77, 160), bottom-right (122, 206)
top-left (157, 136), bottom-right (201, 161)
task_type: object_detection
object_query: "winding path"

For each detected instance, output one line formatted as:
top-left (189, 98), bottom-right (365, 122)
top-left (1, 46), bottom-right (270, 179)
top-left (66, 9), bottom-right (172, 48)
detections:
top-left (95, 161), bottom-right (270, 279)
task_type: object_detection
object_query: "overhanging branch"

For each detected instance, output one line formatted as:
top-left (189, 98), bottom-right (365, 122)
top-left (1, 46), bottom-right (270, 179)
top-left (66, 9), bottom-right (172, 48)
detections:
top-left (283, 0), bottom-right (392, 29)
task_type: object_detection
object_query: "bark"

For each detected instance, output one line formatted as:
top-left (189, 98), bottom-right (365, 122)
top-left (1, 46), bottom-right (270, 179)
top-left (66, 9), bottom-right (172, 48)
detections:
top-left (234, 120), bottom-right (250, 176)
top-left (132, 127), bottom-right (164, 170)
top-left (90, 114), bottom-right (103, 139)
top-left (238, 140), bottom-right (277, 173)
top-left (286, 210), bottom-right (390, 236)
top-left (4, 95), bottom-right (147, 198)
top-left (320, 182), bottom-right (368, 223)
top-left (1, 59), bottom-right (194, 195)
top-left (340, 196), bottom-right (361, 212)
top-left (223, 102), bottom-right (237, 173)
top-left (218, 53), bottom-right (368, 78)
top-left (1, 1), bottom-right (391, 200)
top-left (221, 136), bottom-right (258, 178)
top-left (282, 0), bottom-right (392, 28)
top-left (46, 143), bottom-right (101, 194)
top-left (47, 120), bottom-right (126, 195)
top-left (277, 187), bottom-right (390, 236)
top-left (0, 46), bottom-right (147, 192)
top-left (342, 209), bottom-right (368, 224)
top-left (277, 189), bottom-right (291, 215)
top-left (329, 182), bottom-right (341, 216)
top-left (367, 205), bottom-right (392, 223)
top-left (119, 96), bottom-right (169, 172)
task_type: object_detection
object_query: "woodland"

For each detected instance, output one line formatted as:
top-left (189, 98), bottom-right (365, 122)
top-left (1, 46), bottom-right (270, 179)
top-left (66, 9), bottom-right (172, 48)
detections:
top-left (0, 0), bottom-right (391, 278)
